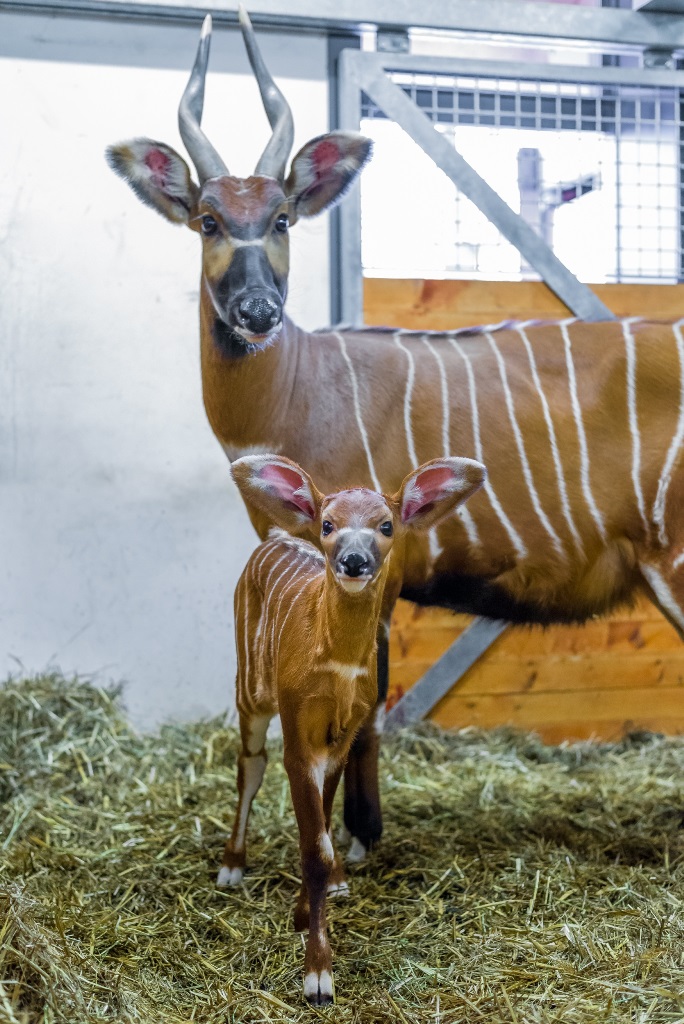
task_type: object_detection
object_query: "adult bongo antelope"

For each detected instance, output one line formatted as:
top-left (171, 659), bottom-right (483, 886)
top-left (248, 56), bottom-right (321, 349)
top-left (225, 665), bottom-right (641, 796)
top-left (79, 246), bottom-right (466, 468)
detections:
top-left (108, 9), bottom-right (684, 860)
top-left (219, 453), bottom-right (485, 1004)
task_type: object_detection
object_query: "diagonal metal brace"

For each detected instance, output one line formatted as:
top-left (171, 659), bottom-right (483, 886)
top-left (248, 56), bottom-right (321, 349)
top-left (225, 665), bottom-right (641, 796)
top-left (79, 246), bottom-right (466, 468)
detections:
top-left (384, 616), bottom-right (508, 732)
top-left (360, 68), bottom-right (616, 324)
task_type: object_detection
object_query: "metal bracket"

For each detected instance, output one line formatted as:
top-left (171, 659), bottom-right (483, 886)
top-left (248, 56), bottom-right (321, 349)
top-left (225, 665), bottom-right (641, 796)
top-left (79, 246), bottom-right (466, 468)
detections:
top-left (385, 617), bottom-right (508, 731)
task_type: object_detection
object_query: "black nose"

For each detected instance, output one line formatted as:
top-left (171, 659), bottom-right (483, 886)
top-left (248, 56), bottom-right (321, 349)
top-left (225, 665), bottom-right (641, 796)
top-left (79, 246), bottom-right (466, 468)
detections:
top-left (236, 295), bottom-right (280, 334)
top-left (340, 552), bottom-right (369, 578)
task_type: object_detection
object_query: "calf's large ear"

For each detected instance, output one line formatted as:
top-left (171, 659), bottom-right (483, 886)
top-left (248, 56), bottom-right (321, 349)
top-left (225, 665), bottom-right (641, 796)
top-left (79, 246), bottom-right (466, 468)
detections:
top-left (285, 131), bottom-right (372, 221)
top-left (106, 138), bottom-right (199, 225)
top-left (396, 458), bottom-right (486, 531)
top-left (231, 455), bottom-right (324, 535)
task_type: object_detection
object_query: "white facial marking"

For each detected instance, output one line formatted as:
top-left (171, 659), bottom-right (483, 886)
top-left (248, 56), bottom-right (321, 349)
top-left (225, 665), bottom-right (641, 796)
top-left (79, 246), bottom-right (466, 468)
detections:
top-left (319, 833), bottom-right (334, 863)
top-left (336, 576), bottom-right (370, 593)
top-left (334, 332), bottom-right (382, 491)
top-left (347, 837), bottom-right (367, 863)
top-left (653, 319), bottom-right (684, 545)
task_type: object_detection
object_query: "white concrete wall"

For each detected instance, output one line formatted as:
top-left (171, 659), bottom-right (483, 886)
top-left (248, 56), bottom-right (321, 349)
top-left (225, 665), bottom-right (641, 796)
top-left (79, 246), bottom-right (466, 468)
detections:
top-left (0, 11), bottom-right (330, 728)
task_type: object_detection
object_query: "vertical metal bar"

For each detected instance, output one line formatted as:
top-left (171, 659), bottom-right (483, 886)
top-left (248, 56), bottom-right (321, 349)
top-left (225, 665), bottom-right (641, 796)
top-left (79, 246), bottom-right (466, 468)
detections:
top-left (337, 47), bottom-right (365, 325)
top-left (328, 31), bottom-right (361, 326)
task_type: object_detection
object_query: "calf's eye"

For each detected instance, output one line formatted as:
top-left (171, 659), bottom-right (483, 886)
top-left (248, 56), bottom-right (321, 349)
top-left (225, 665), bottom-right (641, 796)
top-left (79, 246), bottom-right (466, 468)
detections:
top-left (321, 520), bottom-right (334, 537)
top-left (380, 521), bottom-right (393, 537)
top-left (274, 213), bottom-right (289, 233)
top-left (201, 215), bottom-right (218, 236)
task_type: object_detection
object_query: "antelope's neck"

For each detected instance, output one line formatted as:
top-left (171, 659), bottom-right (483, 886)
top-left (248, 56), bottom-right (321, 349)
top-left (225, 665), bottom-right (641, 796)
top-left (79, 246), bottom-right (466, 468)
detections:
top-left (199, 284), bottom-right (300, 461)
top-left (316, 567), bottom-right (386, 668)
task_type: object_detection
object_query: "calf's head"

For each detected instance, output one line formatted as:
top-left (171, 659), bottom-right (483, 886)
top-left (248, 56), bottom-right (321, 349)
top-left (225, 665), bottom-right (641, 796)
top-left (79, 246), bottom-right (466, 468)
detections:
top-left (106, 9), bottom-right (371, 354)
top-left (231, 455), bottom-right (487, 594)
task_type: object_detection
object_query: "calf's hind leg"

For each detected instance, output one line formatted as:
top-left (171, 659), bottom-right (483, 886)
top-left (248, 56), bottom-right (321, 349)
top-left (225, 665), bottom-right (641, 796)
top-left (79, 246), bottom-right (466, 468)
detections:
top-left (218, 712), bottom-right (271, 887)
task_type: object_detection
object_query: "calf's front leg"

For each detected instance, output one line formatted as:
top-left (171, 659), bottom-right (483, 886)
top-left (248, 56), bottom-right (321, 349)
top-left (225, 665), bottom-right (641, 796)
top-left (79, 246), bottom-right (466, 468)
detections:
top-left (284, 749), bottom-right (336, 1005)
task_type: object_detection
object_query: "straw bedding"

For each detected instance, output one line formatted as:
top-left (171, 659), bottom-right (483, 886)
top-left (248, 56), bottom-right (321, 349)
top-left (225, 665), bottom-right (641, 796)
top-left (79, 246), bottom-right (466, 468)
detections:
top-left (0, 674), bottom-right (683, 1023)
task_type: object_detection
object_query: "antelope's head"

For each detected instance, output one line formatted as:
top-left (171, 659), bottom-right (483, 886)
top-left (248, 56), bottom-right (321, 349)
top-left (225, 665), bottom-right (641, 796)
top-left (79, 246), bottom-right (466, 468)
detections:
top-left (107, 9), bottom-right (371, 355)
top-left (231, 455), bottom-right (487, 595)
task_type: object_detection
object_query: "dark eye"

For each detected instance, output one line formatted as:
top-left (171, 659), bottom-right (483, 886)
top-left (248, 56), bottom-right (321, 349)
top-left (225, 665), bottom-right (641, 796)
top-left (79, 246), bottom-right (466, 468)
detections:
top-left (201, 215), bottom-right (218, 236)
top-left (321, 520), bottom-right (334, 537)
top-left (380, 521), bottom-right (393, 537)
top-left (274, 213), bottom-right (289, 234)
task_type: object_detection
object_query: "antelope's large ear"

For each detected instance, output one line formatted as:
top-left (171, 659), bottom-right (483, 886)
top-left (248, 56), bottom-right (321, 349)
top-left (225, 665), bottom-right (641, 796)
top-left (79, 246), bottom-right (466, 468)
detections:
top-left (231, 455), bottom-right (323, 535)
top-left (285, 131), bottom-right (372, 221)
top-left (106, 138), bottom-right (199, 225)
top-left (396, 458), bottom-right (486, 531)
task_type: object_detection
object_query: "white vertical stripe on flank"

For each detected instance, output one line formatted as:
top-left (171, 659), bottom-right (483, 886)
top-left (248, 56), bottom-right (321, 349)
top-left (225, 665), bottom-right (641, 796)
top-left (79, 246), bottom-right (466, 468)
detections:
top-left (334, 332), bottom-right (381, 491)
top-left (254, 551), bottom-right (291, 652)
top-left (516, 324), bottom-right (584, 557)
top-left (559, 319), bottom-right (607, 543)
top-left (422, 336), bottom-right (450, 455)
top-left (449, 337), bottom-right (527, 560)
top-left (622, 317), bottom-right (649, 536)
top-left (653, 320), bottom-right (684, 546)
top-left (673, 550), bottom-right (684, 571)
top-left (423, 334), bottom-right (480, 548)
top-left (277, 577), bottom-right (314, 647)
top-left (271, 565), bottom-right (312, 655)
top-left (393, 332), bottom-right (419, 469)
top-left (487, 332), bottom-right (565, 559)
top-left (640, 563), bottom-right (684, 633)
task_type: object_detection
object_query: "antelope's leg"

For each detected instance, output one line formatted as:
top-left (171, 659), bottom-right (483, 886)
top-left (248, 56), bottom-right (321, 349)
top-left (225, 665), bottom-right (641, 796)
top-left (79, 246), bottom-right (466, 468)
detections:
top-left (342, 625), bottom-right (388, 861)
top-left (285, 752), bottom-right (335, 1005)
top-left (218, 712), bottom-right (271, 887)
top-left (323, 763), bottom-right (348, 896)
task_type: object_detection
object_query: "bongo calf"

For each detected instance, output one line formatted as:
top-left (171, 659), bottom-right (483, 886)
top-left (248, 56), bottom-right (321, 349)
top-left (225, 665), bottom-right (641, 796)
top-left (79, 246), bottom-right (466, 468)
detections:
top-left (217, 453), bottom-right (485, 1004)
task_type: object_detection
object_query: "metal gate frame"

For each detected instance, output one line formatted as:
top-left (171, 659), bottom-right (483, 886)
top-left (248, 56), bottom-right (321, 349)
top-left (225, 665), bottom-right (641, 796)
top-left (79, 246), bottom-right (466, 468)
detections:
top-left (336, 49), bottom-right (684, 730)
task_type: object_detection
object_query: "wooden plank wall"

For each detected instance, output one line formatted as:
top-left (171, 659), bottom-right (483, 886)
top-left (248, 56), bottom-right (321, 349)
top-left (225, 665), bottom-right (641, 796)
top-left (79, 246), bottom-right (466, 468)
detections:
top-left (364, 279), bottom-right (684, 742)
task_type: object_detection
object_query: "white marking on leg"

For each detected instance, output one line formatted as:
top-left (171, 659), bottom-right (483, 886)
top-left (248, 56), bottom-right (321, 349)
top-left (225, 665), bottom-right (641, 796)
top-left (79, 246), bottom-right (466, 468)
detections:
top-left (393, 332), bottom-right (419, 469)
top-left (334, 332), bottom-right (381, 490)
top-left (449, 338), bottom-right (527, 560)
top-left (374, 704), bottom-right (386, 736)
top-left (560, 320), bottom-right (607, 542)
top-left (234, 753), bottom-right (266, 850)
top-left (641, 563), bottom-right (684, 632)
top-left (216, 865), bottom-right (244, 887)
top-left (311, 757), bottom-right (328, 797)
top-left (304, 970), bottom-right (333, 1000)
top-left (319, 833), bottom-right (334, 862)
top-left (487, 332), bottom-right (565, 559)
top-left (653, 319), bottom-right (684, 546)
top-left (516, 323), bottom-right (584, 557)
top-left (347, 837), bottom-right (367, 863)
top-left (622, 318), bottom-right (649, 536)
top-left (337, 823), bottom-right (351, 845)
top-left (328, 880), bottom-right (349, 897)
top-left (319, 660), bottom-right (369, 681)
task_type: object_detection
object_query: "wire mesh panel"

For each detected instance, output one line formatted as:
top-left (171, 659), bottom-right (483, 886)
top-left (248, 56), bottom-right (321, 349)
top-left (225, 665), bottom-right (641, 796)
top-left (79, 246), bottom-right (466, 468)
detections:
top-left (360, 70), bottom-right (682, 284)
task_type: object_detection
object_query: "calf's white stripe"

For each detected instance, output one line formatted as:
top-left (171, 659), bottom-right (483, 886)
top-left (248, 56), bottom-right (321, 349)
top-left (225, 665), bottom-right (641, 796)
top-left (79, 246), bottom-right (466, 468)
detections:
top-left (641, 563), bottom-right (684, 633)
top-left (560, 319), bottom-right (607, 543)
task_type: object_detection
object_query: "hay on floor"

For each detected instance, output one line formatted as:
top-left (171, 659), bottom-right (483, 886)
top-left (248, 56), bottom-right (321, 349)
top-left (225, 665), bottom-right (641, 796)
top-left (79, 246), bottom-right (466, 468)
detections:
top-left (0, 674), bottom-right (683, 1024)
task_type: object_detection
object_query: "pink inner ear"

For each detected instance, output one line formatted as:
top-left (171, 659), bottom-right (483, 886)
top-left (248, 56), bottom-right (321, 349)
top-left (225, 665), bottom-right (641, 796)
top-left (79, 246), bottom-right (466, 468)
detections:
top-left (260, 464), bottom-right (314, 518)
top-left (311, 139), bottom-right (341, 177)
top-left (145, 148), bottom-right (170, 185)
top-left (403, 466), bottom-right (455, 522)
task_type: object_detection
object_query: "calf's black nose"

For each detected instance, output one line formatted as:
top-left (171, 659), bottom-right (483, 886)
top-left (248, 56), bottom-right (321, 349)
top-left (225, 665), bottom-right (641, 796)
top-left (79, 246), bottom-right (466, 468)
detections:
top-left (340, 552), bottom-right (368, 578)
